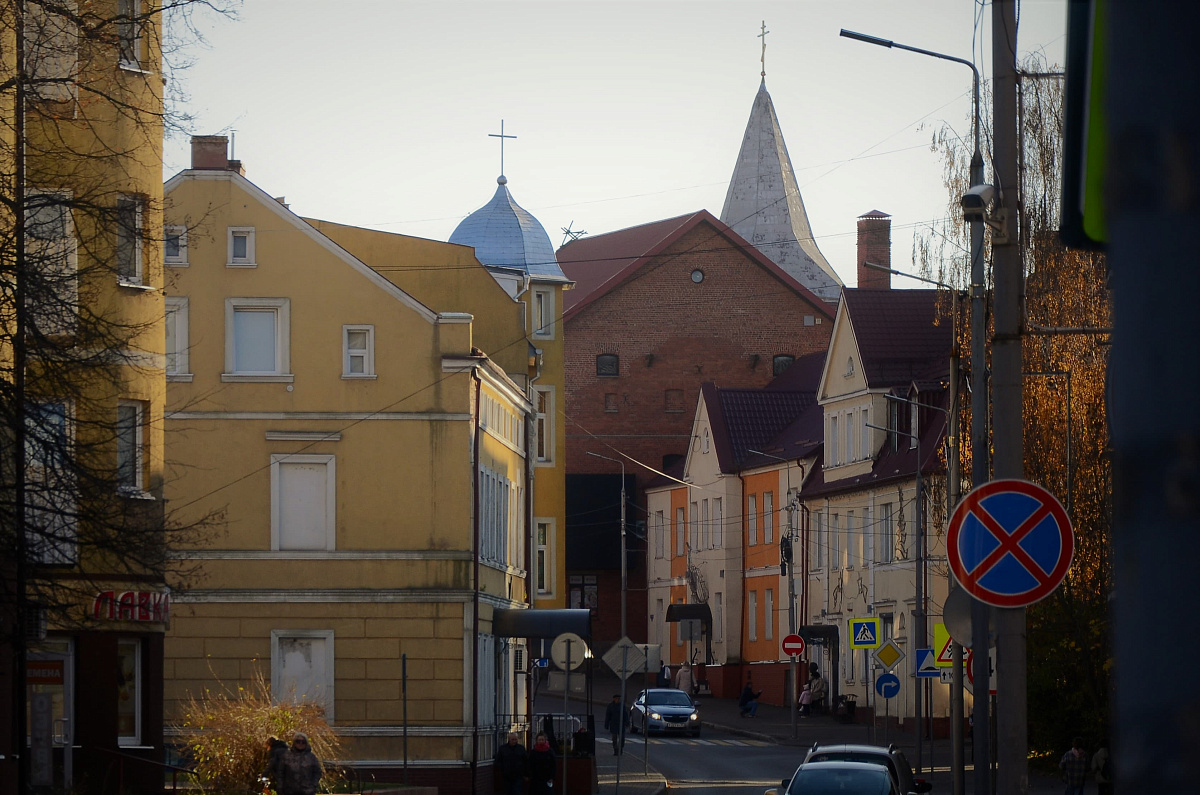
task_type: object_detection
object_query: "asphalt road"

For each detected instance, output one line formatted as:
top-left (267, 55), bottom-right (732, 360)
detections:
top-left (602, 726), bottom-right (802, 795)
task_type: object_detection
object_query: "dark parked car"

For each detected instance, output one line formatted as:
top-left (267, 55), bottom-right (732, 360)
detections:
top-left (801, 744), bottom-right (931, 795)
top-left (766, 760), bottom-right (901, 795)
top-left (628, 688), bottom-right (701, 737)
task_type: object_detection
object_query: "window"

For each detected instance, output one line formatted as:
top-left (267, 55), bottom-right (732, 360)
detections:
top-left (227, 227), bottom-right (256, 267)
top-left (846, 511), bottom-right (856, 567)
top-left (846, 411), bottom-right (855, 462)
top-left (831, 513), bottom-right (841, 570)
top-left (534, 388), bottom-right (553, 464)
top-left (532, 288), bottom-right (554, 338)
top-left (116, 401), bottom-right (145, 493)
top-left (712, 498), bottom-right (723, 548)
top-left (117, 639), bottom-right (141, 745)
top-left (700, 499), bottom-right (710, 549)
top-left (225, 298), bottom-right (291, 380)
top-left (165, 297), bottom-right (189, 379)
top-left (480, 467), bottom-right (513, 567)
top-left (271, 630), bottom-right (334, 719)
top-left (910, 401), bottom-right (919, 449)
top-left (664, 389), bottom-right (684, 413)
top-left (116, 195), bottom-right (143, 285)
top-left (271, 454), bottom-right (336, 551)
top-left (701, 428), bottom-right (710, 454)
top-left (675, 507), bottom-right (685, 556)
top-left (714, 593), bottom-right (723, 643)
top-left (748, 591), bottom-right (758, 642)
top-left (342, 325), bottom-right (375, 378)
top-left (811, 510), bottom-right (824, 570)
top-left (829, 414), bottom-right (839, 466)
top-left (861, 408), bottom-right (870, 460)
top-left (25, 191), bottom-right (77, 335)
top-left (748, 494), bottom-right (758, 545)
top-left (26, 401), bottom-right (76, 564)
top-left (604, 393), bottom-right (618, 413)
top-left (861, 507), bottom-right (872, 566)
top-left (764, 589), bottom-right (774, 640)
top-left (25, 0), bottom-right (79, 102)
top-left (689, 501), bottom-right (698, 550)
top-left (117, 0), bottom-right (143, 68)
top-left (596, 354), bottom-right (619, 377)
top-left (164, 226), bottom-right (187, 265)
top-left (888, 400), bottom-right (901, 452)
top-left (654, 510), bottom-right (665, 559)
top-left (773, 355), bottom-right (794, 376)
top-left (880, 503), bottom-right (895, 563)
top-left (536, 520), bottom-right (553, 595)
top-left (763, 492), bottom-right (774, 544)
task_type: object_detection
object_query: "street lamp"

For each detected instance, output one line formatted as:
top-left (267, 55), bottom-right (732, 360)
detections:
top-left (842, 30), bottom-right (988, 795)
top-left (748, 449), bottom-right (805, 739)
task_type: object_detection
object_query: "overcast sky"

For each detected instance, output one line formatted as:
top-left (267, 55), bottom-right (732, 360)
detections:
top-left (165, 1), bottom-right (1068, 288)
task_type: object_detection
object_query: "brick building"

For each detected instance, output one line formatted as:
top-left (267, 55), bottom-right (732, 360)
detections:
top-left (558, 210), bottom-right (835, 644)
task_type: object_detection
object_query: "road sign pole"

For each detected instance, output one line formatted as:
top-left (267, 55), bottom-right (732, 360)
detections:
top-left (562, 641), bottom-right (571, 795)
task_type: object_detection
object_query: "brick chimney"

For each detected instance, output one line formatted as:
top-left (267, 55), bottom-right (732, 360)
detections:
top-left (856, 210), bottom-right (892, 289)
top-left (190, 135), bottom-right (245, 175)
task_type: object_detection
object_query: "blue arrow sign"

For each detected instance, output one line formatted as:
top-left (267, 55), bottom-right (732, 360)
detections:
top-left (876, 672), bottom-right (901, 699)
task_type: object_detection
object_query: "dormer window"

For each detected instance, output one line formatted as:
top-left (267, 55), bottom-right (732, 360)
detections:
top-left (702, 428), bottom-right (710, 453)
top-left (910, 400), bottom-right (919, 449)
top-left (888, 400), bottom-right (901, 453)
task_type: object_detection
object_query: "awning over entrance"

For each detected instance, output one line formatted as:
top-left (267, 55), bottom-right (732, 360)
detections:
top-left (492, 608), bottom-right (592, 639)
top-left (664, 603), bottom-right (714, 664)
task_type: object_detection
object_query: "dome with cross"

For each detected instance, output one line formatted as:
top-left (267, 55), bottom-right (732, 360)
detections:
top-left (449, 175), bottom-right (568, 282)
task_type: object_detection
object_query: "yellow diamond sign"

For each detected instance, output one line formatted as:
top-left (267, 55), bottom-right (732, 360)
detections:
top-left (873, 638), bottom-right (905, 672)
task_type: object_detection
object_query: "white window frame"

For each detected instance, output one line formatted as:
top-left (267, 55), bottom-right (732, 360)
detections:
top-left (712, 497), bottom-right (723, 549)
top-left (534, 387), bottom-right (554, 465)
top-left (532, 287), bottom-right (554, 339)
top-left (675, 507), bottom-right (685, 557)
top-left (165, 297), bottom-right (190, 381)
top-left (862, 506), bottom-right (872, 567)
top-left (164, 225), bottom-right (188, 266)
top-left (881, 503), bottom-right (895, 563)
top-left (748, 590), bottom-right (758, 642)
top-left (910, 402), bottom-right (919, 449)
top-left (270, 454), bottom-right (336, 551)
top-left (829, 414), bottom-right (839, 466)
top-left (25, 0), bottom-right (79, 103)
top-left (831, 512), bottom-right (841, 570)
top-left (535, 518), bottom-right (555, 597)
top-left (117, 0), bottom-right (143, 69)
top-left (227, 226), bottom-right (256, 267)
top-left (812, 510), bottom-right (824, 570)
top-left (224, 297), bottom-right (292, 382)
top-left (116, 638), bottom-right (141, 746)
top-left (763, 491), bottom-right (774, 545)
top-left (846, 511), bottom-right (856, 567)
top-left (342, 324), bottom-right (376, 379)
top-left (764, 589), bottom-right (774, 641)
top-left (25, 189), bottom-right (78, 335)
top-left (270, 629), bottom-right (335, 720)
top-left (700, 499), bottom-right (710, 549)
top-left (748, 494), bottom-right (758, 546)
top-left (846, 411), bottom-right (855, 462)
top-left (116, 195), bottom-right (143, 286)
top-left (713, 593), bottom-right (724, 644)
top-left (861, 407), bottom-right (871, 460)
top-left (654, 510), bottom-right (665, 559)
top-left (116, 400), bottom-right (145, 494)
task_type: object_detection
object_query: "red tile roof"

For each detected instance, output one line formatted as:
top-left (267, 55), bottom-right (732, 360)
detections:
top-left (841, 288), bottom-right (953, 388)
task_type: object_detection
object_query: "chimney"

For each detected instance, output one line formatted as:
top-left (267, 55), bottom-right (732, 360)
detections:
top-left (190, 135), bottom-right (245, 175)
top-left (856, 210), bottom-right (892, 289)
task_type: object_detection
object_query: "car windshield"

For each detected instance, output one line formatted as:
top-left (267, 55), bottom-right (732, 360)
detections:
top-left (788, 767), bottom-right (892, 795)
top-left (808, 753), bottom-right (898, 779)
top-left (646, 691), bottom-right (693, 707)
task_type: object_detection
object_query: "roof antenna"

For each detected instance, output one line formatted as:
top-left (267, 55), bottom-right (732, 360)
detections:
top-left (489, 119), bottom-right (517, 182)
top-left (561, 221), bottom-right (587, 247)
top-left (759, 21), bottom-right (770, 79)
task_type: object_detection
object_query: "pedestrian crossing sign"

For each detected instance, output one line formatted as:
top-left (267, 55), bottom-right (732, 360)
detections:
top-left (848, 617), bottom-right (881, 649)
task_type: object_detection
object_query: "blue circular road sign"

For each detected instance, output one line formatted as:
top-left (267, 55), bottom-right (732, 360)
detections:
top-left (875, 673), bottom-right (901, 699)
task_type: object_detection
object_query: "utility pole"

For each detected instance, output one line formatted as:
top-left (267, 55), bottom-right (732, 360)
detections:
top-left (991, 2), bottom-right (1027, 793)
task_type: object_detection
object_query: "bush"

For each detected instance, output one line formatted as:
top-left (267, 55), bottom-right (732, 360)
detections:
top-left (179, 670), bottom-right (343, 793)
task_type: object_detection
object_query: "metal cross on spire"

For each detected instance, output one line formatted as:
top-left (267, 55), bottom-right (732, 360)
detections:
top-left (759, 21), bottom-right (770, 78)
top-left (489, 120), bottom-right (517, 178)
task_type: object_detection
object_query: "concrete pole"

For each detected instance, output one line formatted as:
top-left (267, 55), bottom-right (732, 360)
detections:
top-left (914, 441), bottom-right (925, 774)
top-left (991, 2), bottom-right (1028, 793)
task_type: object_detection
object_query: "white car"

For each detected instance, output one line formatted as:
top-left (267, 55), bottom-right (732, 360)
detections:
top-left (628, 688), bottom-right (701, 737)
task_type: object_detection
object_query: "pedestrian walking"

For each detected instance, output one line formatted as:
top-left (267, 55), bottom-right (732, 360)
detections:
top-left (657, 661), bottom-right (671, 688)
top-left (527, 732), bottom-right (556, 795)
top-left (737, 678), bottom-right (762, 718)
top-left (263, 735), bottom-right (287, 793)
top-left (277, 732), bottom-right (322, 795)
top-left (603, 694), bottom-right (629, 755)
top-left (674, 662), bottom-right (694, 695)
top-left (1092, 742), bottom-right (1112, 795)
top-left (495, 731), bottom-right (528, 795)
top-left (1059, 737), bottom-right (1088, 795)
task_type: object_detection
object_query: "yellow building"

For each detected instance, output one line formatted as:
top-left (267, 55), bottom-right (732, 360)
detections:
top-left (2, 3), bottom-right (170, 793)
top-left (162, 137), bottom-right (534, 791)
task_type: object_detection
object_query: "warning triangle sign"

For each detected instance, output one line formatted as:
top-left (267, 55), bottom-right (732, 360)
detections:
top-left (854, 623), bottom-right (876, 644)
top-left (936, 636), bottom-right (955, 665)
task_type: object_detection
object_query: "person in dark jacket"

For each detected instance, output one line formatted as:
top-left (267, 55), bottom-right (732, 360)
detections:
top-left (738, 679), bottom-right (762, 718)
top-left (495, 732), bottom-right (528, 795)
top-left (263, 736), bottom-right (288, 792)
top-left (603, 694), bottom-right (629, 755)
top-left (527, 733), bottom-right (556, 795)
top-left (277, 732), bottom-right (322, 795)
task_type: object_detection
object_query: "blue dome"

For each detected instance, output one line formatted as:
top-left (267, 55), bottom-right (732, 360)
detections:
top-left (450, 177), bottom-right (569, 282)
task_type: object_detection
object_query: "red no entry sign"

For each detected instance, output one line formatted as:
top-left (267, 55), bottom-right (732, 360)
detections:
top-left (782, 634), bottom-right (806, 656)
top-left (947, 479), bottom-right (1073, 608)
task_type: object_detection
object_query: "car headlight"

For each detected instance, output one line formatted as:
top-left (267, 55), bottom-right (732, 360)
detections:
top-left (689, 713), bottom-right (698, 721)
top-left (649, 712), bottom-right (661, 720)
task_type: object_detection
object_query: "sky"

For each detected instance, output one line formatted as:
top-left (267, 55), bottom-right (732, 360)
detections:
top-left (164, 1), bottom-right (1068, 289)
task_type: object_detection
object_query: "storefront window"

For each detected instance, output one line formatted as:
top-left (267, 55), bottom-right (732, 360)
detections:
top-left (117, 639), bottom-right (140, 745)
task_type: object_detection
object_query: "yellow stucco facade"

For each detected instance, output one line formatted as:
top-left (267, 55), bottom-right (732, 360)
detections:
top-left (162, 147), bottom-right (535, 786)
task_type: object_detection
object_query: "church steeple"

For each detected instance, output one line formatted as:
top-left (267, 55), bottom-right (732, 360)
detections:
top-left (720, 80), bottom-right (843, 302)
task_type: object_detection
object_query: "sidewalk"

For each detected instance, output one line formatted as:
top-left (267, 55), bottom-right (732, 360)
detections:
top-left (537, 666), bottom-right (1065, 795)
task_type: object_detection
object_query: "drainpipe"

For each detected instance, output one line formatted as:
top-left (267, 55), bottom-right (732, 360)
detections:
top-left (525, 345), bottom-right (542, 734)
top-left (472, 370), bottom-right (482, 794)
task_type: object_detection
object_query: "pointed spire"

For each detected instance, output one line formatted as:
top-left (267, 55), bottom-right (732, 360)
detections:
top-left (720, 81), bottom-right (843, 302)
